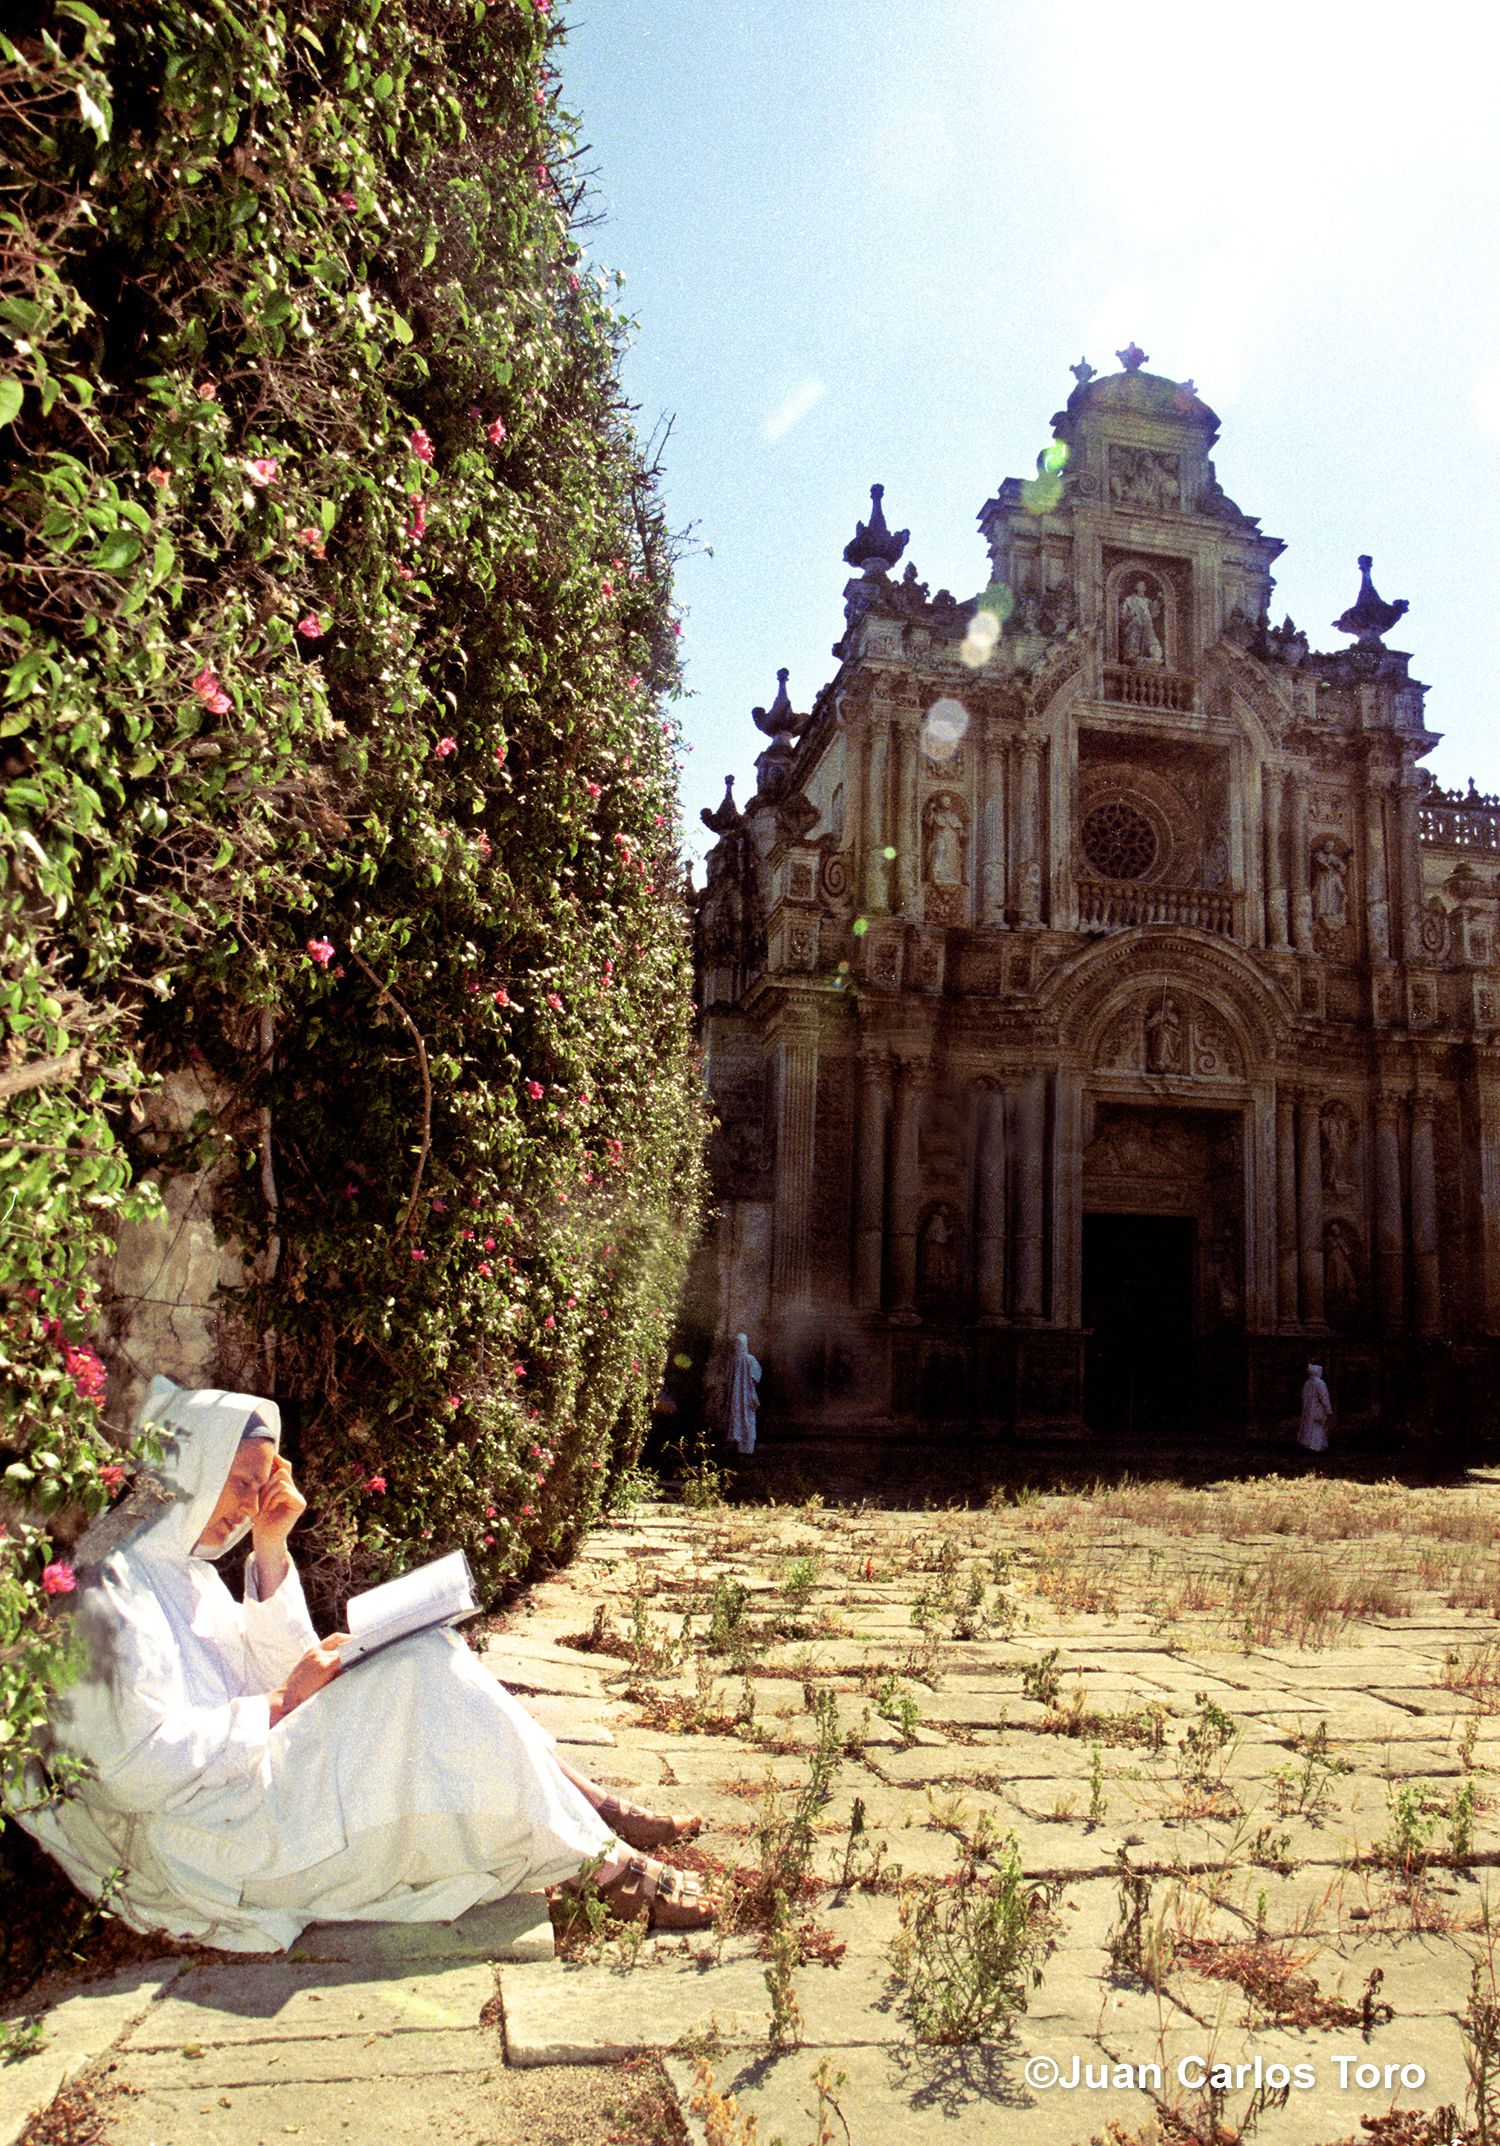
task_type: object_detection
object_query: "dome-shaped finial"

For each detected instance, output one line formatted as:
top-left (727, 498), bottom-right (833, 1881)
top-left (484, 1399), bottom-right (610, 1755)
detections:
top-left (1333, 555), bottom-right (1409, 648)
top-left (1116, 341), bottom-right (1149, 373)
top-left (843, 483), bottom-right (909, 573)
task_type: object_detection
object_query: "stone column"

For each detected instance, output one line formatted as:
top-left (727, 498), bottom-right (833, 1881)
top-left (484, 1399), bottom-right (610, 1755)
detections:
top-left (842, 705), bottom-right (866, 880)
top-left (887, 1059), bottom-right (926, 1321)
top-left (895, 721), bottom-right (922, 917)
top-left (862, 715), bottom-right (890, 914)
top-left (974, 1085), bottom-right (1007, 1320)
top-left (1289, 775), bottom-right (1313, 951)
top-left (1478, 1057), bottom-right (1500, 1335)
top-left (771, 1014), bottom-right (819, 1303)
top-left (1051, 1070), bottom-right (1084, 1327)
top-left (1016, 738), bottom-right (1043, 928)
top-left (1264, 767), bottom-right (1289, 950)
top-left (1275, 1088), bottom-right (1299, 1325)
top-left (1013, 1071), bottom-right (1047, 1320)
top-left (1364, 781), bottom-right (1392, 961)
top-left (853, 1049), bottom-right (891, 1311)
top-left (1297, 1094), bottom-right (1325, 1326)
top-left (1393, 777), bottom-right (1423, 965)
top-left (1410, 1095), bottom-right (1441, 1335)
top-left (979, 726), bottom-right (1007, 926)
top-left (1374, 1095), bottom-right (1406, 1329)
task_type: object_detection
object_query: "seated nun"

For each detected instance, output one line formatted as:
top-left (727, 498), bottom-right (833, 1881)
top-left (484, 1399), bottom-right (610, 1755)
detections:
top-left (11, 1378), bottom-right (710, 1948)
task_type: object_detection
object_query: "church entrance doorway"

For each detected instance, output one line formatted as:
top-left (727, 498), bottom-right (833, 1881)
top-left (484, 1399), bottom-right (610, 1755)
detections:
top-left (1082, 1212), bottom-right (1196, 1434)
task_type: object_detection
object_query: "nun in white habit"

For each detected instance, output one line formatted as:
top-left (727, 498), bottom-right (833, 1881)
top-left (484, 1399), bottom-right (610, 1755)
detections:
top-left (13, 1378), bottom-right (708, 1949)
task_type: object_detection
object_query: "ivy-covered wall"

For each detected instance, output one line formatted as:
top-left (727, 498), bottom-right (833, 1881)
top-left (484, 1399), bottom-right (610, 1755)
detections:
top-left (0, 0), bottom-right (708, 1771)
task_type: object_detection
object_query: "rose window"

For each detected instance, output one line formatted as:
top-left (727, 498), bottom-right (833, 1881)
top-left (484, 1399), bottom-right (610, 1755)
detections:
top-left (1081, 799), bottom-right (1159, 881)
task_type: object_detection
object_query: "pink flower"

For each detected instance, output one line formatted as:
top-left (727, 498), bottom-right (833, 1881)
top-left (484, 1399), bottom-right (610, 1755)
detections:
top-left (192, 664), bottom-right (232, 716)
top-left (147, 466), bottom-right (170, 487)
top-left (521, 1503), bottom-right (535, 1518)
top-left (546, 992), bottom-right (563, 1012)
top-left (483, 1534), bottom-right (494, 1546)
top-left (410, 1246), bottom-right (427, 1262)
top-left (448, 1393), bottom-right (462, 1408)
top-left (296, 613), bottom-right (324, 640)
top-left (566, 1295), bottom-right (577, 1308)
top-left (543, 1314), bottom-right (555, 1330)
top-left (512, 1361), bottom-right (527, 1379)
top-left (585, 780), bottom-right (601, 798)
top-left (534, 87), bottom-right (545, 107)
top-left (487, 418), bottom-right (506, 444)
top-left (62, 1341), bottom-right (107, 1403)
top-left (485, 1505), bottom-right (497, 1518)
top-left (410, 428), bottom-right (434, 463)
top-left (41, 1562), bottom-right (76, 1596)
top-left (475, 831), bottom-right (493, 858)
top-left (408, 495), bottom-right (428, 542)
top-left (526, 1080), bottom-right (544, 1100)
top-left (535, 0), bottom-right (550, 13)
top-left (493, 987), bottom-right (510, 1008)
top-left (245, 457), bottom-right (279, 487)
top-left (431, 1196), bottom-right (448, 1211)
top-left (627, 675), bottom-right (640, 691)
top-left (483, 1236), bottom-right (496, 1251)
top-left (462, 1226), bottom-right (475, 1240)
top-left (306, 937), bottom-right (335, 967)
top-left (336, 190), bottom-right (357, 211)
top-left (601, 578), bottom-right (613, 597)
top-left (98, 1462), bottom-right (126, 1490)
top-left (477, 1261), bottom-right (492, 1277)
top-left (343, 1182), bottom-right (360, 1200)
top-left (465, 978), bottom-right (480, 996)
top-left (435, 736), bottom-right (457, 759)
top-left (196, 382), bottom-right (217, 401)
top-left (295, 526), bottom-right (325, 551)
top-left (494, 742), bottom-right (507, 767)
top-left (364, 1474), bottom-right (387, 1494)
top-left (395, 563), bottom-right (414, 580)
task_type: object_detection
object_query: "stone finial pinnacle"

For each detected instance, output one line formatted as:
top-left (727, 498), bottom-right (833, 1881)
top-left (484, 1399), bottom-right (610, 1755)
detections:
top-left (1070, 356), bottom-right (1096, 387)
top-left (1116, 341), bottom-right (1149, 373)
top-left (843, 483), bottom-right (909, 573)
top-left (1333, 555), bottom-right (1409, 648)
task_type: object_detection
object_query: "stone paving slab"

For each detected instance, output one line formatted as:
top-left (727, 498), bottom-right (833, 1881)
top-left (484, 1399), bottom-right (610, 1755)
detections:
top-left (119, 2025), bottom-right (500, 2089)
top-left (0, 1964), bottom-right (184, 2146)
top-left (122, 1960), bottom-right (495, 2045)
top-left (105, 2070), bottom-right (513, 2146)
top-left (288, 1896), bottom-right (553, 1964)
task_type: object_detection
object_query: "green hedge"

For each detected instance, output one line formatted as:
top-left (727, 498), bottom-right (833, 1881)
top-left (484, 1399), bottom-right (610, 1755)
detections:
top-left (0, 0), bottom-right (708, 1771)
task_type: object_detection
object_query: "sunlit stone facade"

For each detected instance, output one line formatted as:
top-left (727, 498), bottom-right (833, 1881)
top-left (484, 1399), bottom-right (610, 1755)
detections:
top-left (690, 352), bottom-right (1500, 1446)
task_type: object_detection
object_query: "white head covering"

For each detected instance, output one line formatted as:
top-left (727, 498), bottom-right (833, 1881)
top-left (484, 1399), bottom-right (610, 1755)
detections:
top-left (120, 1375), bottom-right (282, 1564)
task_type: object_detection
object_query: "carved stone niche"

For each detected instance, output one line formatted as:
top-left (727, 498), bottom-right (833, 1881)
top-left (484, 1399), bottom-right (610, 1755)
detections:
top-left (1102, 554), bottom-right (1189, 673)
top-left (1320, 1100), bottom-right (1360, 1197)
top-left (917, 1201), bottom-right (966, 1305)
top-left (1094, 989), bottom-right (1244, 1082)
top-left (776, 851), bottom-right (819, 907)
top-left (1324, 1218), bottom-right (1362, 1328)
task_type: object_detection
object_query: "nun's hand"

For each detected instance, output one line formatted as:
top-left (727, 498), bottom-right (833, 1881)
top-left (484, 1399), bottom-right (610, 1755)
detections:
top-left (254, 1456), bottom-right (307, 1552)
top-left (269, 1638), bottom-right (346, 1724)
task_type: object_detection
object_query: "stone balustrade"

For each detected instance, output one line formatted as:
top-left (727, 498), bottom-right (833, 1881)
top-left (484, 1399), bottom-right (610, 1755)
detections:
top-left (1102, 664), bottom-right (1196, 712)
top-left (1077, 878), bottom-right (1234, 934)
top-left (1420, 800), bottom-right (1500, 852)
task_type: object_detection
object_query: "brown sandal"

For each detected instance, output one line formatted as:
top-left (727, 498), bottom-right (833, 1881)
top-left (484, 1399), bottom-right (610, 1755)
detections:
top-left (597, 1796), bottom-right (703, 1853)
top-left (598, 1854), bottom-right (714, 1931)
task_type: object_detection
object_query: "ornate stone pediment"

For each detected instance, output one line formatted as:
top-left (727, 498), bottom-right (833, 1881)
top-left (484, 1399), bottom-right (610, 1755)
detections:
top-left (1094, 988), bottom-right (1244, 1081)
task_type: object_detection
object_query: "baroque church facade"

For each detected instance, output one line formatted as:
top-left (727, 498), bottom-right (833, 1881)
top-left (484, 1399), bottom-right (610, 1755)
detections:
top-left (690, 351), bottom-right (1500, 1443)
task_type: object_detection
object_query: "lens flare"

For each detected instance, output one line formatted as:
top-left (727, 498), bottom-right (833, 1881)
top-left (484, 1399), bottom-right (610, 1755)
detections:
top-left (961, 611), bottom-right (1001, 669)
top-left (882, 845), bottom-right (897, 860)
top-left (852, 916), bottom-right (870, 936)
top-left (922, 698), bottom-right (970, 759)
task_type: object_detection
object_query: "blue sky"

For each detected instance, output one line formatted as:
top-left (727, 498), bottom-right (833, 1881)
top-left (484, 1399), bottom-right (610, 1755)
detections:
top-left (560, 2), bottom-right (1500, 865)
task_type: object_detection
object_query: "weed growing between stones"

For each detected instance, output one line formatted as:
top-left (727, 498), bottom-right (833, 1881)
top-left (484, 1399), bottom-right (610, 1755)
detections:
top-left (889, 1832), bottom-right (1062, 2043)
top-left (1021, 1647), bottom-right (1064, 1707)
top-left (1270, 1721), bottom-right (1352, 1820)
top-left (1105, 1854), bottom-right (1175, 1992)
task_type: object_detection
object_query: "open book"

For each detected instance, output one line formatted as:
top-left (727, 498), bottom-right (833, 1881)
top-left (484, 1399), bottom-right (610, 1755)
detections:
top-left (339, 1551), bottom-right (480, 1666)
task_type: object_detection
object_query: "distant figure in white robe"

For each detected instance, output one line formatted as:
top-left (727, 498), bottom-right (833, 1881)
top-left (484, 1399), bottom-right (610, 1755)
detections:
top-left (725, 1332), bottom-right (761, 1455)
top-left (1298, 1362), bottom-right (1333, 1455)
top-left (11, 1378), bottom-right (707, 1949)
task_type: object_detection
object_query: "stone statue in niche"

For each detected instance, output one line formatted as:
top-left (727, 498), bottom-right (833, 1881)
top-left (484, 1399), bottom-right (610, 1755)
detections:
top-left (1205, 1229), bottom-right (1240, 1323)
top-left (918, 1207), bottom-right (961, 1295)
top-left (925, 797), bottom-right (966, 887)
top-left (1120, 577), bottom-right (1164, 665)
top-left (1324, 1220), bottom-right (1360, 1322)
top-left (1145, 995), bottom-right (1183, 1073)
top-left (1313, 842), bottom-right (1349, 929)
top-left (1320, 1104), bottom-right (1357, 1195)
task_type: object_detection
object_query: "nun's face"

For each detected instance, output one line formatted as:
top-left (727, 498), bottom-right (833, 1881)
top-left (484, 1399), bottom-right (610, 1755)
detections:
top-left (194, 1439), bottom-right (277, 1555)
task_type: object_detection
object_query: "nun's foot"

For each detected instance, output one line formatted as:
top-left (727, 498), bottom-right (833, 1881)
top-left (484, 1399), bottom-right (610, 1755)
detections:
top-left (598, 1853), bottom-right (714, 1931)
top-left (597, 1796), bottom-right (703, 1853)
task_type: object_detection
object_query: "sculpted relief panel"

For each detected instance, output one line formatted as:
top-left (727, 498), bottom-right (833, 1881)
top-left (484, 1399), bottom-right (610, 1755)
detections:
top-left (1094, 990), bottom-right (1245, 1082)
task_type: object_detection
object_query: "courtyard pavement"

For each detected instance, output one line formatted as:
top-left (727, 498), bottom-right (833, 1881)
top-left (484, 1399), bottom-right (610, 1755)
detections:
top-left (6, 1470), bottom-right (1500, 2145)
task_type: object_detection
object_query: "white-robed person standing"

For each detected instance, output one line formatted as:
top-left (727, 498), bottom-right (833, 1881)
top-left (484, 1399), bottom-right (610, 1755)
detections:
top-left (1297, 1361), bottom-right (1333, 1456)
top-left (724, 1332), bottom-right (761, 1457)
top-left (12, 1378), bottom-right (709, 1949)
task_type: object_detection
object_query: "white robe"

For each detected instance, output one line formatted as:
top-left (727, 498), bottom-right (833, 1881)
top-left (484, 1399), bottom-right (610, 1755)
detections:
top-left (11, 1380), bottom-right (614, 1952)
top-left (724, 1334), bottom-right (761, 1456)
top-left (1298, 1372), bottom-right (1332, 1452)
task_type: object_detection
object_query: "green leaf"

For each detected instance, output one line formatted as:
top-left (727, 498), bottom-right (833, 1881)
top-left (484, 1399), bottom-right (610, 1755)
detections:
top-left (389, 310), bottom-right (414, 345)
top-left (0, 378), bottom-right (22, 429)
top-left (75, 80), bottom-right (110, 140)
top-left (372, 70), bottom-right (394, 98)
top-left (91, 532), bottom-right (142, 573)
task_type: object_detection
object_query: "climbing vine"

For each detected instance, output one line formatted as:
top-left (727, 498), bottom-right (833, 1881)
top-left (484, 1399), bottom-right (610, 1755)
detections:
top-left (0, 0), bottom-right (708, 1772)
